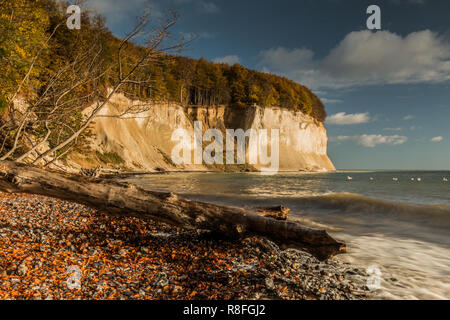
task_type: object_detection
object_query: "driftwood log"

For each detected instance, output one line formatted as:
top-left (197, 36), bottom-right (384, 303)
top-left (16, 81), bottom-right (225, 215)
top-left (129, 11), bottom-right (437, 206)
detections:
top-left (0, 161), bottom-right (345, 260)
top-left (256, 205), bottom-right (290, 221)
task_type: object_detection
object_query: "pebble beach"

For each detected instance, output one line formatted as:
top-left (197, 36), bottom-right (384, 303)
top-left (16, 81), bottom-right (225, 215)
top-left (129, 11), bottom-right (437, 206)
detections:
top-left (0, 192), bottom-right (369, 300)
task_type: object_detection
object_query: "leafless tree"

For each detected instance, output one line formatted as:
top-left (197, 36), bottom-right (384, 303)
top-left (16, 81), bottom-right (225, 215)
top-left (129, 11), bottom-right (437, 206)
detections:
top-left (0, 3), bottom-right (184, 167)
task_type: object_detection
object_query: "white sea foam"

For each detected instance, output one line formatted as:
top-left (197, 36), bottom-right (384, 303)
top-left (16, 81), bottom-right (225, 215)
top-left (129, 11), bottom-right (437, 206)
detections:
top-left (336, 234), bottom-right (450, 300)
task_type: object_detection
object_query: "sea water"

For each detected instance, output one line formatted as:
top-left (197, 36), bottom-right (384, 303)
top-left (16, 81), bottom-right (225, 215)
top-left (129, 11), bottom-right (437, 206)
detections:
top-left (126, 171), bottom-right (450, 300)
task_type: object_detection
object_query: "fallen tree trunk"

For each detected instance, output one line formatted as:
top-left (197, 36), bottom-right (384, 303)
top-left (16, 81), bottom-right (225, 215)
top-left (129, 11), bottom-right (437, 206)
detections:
top-left (256, 205), bottom-right (290, 221)
top-left (0, 161), bottom-right (345, 260)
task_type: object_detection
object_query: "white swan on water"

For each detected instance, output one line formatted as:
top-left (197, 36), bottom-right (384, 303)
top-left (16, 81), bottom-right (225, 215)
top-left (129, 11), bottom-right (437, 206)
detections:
top-left (417, 178), bottom-right (422, 182)
top-left (443, 177), bottom-right (448, 182)
top-left (347, 176), bottom-right (353, 181)
top-left (393, 177), bottom-right (399, 182)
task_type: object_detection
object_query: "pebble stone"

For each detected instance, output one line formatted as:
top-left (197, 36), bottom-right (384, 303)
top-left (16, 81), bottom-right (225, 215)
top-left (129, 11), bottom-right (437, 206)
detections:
top-left (0, 192), bottom-right (369, 300)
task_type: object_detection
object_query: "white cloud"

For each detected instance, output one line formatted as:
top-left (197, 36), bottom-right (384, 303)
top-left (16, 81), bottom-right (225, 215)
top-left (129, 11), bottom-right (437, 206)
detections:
top-left (330, 134), bottom-right (408, 148)
top-left (383, 127), bottom-right (403, 131)
top-left (320, 98), bottom-right (343, 104)
top-left (326, 112), bottom-right (371, 125)
top-left (430, 136), bottom-right (444, 142)
top-left (180, 31), bottom-right (216, 41)
top-left (174, 0), bottom-right (220, 13)
top-left (197, 1), bottom-right (220, 13)
top-left (258, 30), bottom-right (450, 89)
top-left (198, 31), bottom-right (216, 39)
top-left (403, 115), bottom-right (414, 120)
top-left (259, 47), bottom-right (315, 72)
top-left (212, 55), bottom-right (241, 65)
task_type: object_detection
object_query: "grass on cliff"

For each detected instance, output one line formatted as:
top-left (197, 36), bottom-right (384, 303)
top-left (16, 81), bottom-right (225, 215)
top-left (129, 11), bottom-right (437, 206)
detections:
top-left (95, 151), bottom-right (125, 166)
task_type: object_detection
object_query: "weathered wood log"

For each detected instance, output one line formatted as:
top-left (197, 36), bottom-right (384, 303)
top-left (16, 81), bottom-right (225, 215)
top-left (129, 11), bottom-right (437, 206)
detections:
top-left (256, 205), bottom-right (290, 221)
top-left (0, 161), bottom-right (345, 260)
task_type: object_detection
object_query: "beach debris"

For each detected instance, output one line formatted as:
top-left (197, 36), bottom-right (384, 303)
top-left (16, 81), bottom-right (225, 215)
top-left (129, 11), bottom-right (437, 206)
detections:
top-left (0, 191), bottom-right (368, 300)
top-left (256, 205), bottom-right (290, 221)
top-left (153, 272), bottom-right (169, 288)
top-left (264, 277), bottom-right (276, 291)
top-left (17, 261), bottom-right (28, 277)
top-left (80, 166), bottom-right (102, 178)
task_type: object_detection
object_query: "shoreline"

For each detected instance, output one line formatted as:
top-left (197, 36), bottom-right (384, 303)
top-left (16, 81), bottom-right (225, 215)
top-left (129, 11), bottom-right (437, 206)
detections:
top-left (0, 192), bottom-right (369, 300)
top-left (100, 169), bottom-right (336, 180)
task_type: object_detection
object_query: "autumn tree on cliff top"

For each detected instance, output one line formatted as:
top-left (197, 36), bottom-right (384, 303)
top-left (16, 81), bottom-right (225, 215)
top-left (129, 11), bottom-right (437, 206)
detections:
top-left (0, 0), bottom-right (183, 166)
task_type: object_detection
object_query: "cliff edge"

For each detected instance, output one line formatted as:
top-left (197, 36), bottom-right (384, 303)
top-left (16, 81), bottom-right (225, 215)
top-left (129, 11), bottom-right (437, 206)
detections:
top-left (68, 93), bottom-right (335, 172)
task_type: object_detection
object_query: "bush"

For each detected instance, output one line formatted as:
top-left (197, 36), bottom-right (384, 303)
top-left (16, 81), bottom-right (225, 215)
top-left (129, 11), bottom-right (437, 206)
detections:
top-left (95, 151), bottom-right (125, 165)
top-left (0, 95), bottom-right (7, 114)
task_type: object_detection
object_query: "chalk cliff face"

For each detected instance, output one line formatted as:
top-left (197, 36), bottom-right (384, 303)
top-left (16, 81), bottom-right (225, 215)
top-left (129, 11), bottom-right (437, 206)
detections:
top-left (84, 93), bottom-right (335, 172)
top-left (249, 107), bottom-right (335, 172)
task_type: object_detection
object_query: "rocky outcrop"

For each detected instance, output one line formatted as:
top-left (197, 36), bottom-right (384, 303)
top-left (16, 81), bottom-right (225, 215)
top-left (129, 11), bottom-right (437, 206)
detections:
top-left (77, 93), bottom-right (335, 172)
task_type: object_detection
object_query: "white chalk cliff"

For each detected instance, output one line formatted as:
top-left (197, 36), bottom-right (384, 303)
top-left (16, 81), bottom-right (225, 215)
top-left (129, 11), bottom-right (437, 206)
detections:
top-left (85, 93), bottom-right (335, 172)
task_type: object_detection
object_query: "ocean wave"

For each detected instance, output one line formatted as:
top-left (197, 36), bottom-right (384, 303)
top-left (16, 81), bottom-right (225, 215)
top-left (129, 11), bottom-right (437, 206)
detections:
top-left (296, 193), bottom-right (450, 226)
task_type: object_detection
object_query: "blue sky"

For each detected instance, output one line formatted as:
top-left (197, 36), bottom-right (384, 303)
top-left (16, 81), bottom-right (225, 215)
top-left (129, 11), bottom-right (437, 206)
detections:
top-left (84, 0), bottom-right (450, 170)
